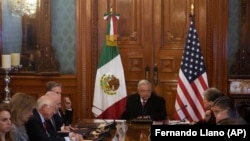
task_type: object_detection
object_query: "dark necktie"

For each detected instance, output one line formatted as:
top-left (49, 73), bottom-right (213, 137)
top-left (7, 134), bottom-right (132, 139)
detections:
top-left (43, 122), bottom-right (50, 137)
top-left (51, 118), bottom-right (56, 131)
top-left (142, 100), bottom-right (146, 106)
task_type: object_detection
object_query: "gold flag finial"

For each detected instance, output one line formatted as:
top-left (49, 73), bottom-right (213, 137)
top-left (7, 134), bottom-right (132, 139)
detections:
top-left (110, 3), bottom-right (112, 13)
top-left (190, 3), bottom-right (194, 16)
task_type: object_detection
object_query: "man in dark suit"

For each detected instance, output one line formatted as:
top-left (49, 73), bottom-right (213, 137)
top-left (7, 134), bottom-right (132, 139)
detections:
top-left (211, 96), bottom-right (248, 125)
top-left (25, 95), bottom-right (66, 141)
top-left (46, 81), bottom-right (73, 131)
top-left (120, 79), bottom-right (167, 121)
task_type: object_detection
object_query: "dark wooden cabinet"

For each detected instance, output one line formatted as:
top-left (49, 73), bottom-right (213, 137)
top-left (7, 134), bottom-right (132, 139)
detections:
top-left (231, 94), bottom-right (250, 105)
top-left (230, 94), bottom-right (250, 124)
top-left (229, 79), bottom-right (250, 123)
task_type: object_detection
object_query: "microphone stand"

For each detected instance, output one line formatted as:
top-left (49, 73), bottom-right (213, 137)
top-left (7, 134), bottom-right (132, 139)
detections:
top-left (92, 105), bottom-right (118, 139)
top-left (105, 119), bottom-right (117, 130)
top-left (176, 105), bottom-right (188, 112)
top-left (175, 105), bottom-right (189, 123)
top-left (92, 105), bottom-right (117, 130)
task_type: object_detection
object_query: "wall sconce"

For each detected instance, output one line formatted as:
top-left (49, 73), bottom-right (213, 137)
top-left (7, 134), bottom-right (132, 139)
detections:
top-left (7, 0), bottom-right (38, 17)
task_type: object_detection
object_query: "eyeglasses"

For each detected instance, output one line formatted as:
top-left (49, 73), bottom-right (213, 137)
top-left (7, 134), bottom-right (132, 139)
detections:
top-left (139, 88), bottom-right (151, 92)
top-left (45, 104), bottom-right (56, 110)
top-left (52, 91), bottom-right (62, 95)
top-left (212, 107), bottom-right (228, 117)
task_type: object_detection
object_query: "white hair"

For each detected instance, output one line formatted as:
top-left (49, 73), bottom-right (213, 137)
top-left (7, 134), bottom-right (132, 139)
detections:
top-left (137, 79), bottom-right (152, 90)
top-left (36, 95), bottom-right (53, 110)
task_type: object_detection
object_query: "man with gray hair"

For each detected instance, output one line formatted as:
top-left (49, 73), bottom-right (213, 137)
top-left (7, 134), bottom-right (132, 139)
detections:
top-left (25, 94), bottom-right (84, 141)
top-left (25, 95), bottom-right (65, 141)
top-left (120, 79), bottom-right (167, 120)
top-left (46, 81), bottom-right (73, 131)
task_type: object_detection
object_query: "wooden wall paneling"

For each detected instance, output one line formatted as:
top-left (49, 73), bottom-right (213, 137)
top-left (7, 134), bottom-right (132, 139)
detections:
top-left (0, 75), bottom-right (79, 123)
top-left (76, 0), bottom-right (84, 120)
top-left (85, 0), bottom-right (98, 119)
top-left (76, 0), bottom-right (99, 119)
top-left (117, 0), bottom-right (149, 86)
top-left (152, 0), bottom-right (209, 119)
top-left (206, 0), bottom-right (228, 93)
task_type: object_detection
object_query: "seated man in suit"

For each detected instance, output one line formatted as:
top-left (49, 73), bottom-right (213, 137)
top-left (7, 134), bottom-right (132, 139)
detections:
top-left (25, 94), bottom-right (66, 141)
top-left (192, 87), bottom-right (224, 125)
top-left (45, 91), bottom-right (63, 132)
top-left (211, 95), bottom-right (248, 125)
top-left (46, 81), bottom-right (73, 131)
top-left (25, 94), bottom-right (83, 141)
top-left (120, 79), bottom-right (167, 121)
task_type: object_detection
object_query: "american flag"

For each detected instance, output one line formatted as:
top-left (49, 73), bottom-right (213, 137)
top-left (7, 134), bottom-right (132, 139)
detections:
top-left (175, 16), bottom-right (208, 122)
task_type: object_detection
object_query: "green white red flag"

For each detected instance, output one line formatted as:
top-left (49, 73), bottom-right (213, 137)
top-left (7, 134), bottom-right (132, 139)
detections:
top-left (92, 12), bottom-right (127, 119)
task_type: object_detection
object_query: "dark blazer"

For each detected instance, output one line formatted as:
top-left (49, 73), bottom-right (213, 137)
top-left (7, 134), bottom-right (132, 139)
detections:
top-left (63, 109), bottom-right (73, 125)
top-left (120, 92), bottom-right (167, 120)
top-left (53, 108), bottom-right (73, 131)
top-left (195, 112), bottom-right (216, 125)
top-left (25, 109), bottom-right (65, 141)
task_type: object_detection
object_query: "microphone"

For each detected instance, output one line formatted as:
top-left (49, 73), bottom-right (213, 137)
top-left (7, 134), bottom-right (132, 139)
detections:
top-left (176, 105), bottom-right (188, 112)
top-left (92, 105), bottom-right (117, 130)
top-left (180, 116), bottom-right (188, 122)
top-left (92, 105), bottom-right (105, 112)
top-left (176, 105), bottom-right (188, 122)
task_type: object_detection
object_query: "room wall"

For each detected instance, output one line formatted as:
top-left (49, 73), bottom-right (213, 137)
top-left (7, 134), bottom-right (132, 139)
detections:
top-left (51, 0), bottom-right (76, 74)
top-left (2, 0), bottom-right (76, 74)
top-left (1, 0), bottom-right (241, 75)
top-left (228, 0), bottom-right (240, 74)
top-left (2, 0), bottom-right (22, 53)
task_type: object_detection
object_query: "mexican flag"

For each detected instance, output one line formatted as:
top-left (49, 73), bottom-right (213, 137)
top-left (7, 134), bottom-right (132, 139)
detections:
top-left (92, 12), bottom-right (127, 119)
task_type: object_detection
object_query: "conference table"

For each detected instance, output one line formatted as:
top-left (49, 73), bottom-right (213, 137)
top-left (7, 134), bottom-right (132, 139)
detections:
top-left (74, 119), bottom-right (151, 141)
top-left (74, 119), bottom-right (189, 141)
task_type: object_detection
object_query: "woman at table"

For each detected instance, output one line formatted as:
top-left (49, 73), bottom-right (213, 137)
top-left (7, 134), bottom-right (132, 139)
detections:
top-left (9, 93), bottom-right (36, 141)
top-left (0, 104), bottom-right (12, 141)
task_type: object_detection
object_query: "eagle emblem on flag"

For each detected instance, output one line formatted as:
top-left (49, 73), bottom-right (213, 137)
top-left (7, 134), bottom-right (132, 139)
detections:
top-left (100, 74), bottom-right (120, 95)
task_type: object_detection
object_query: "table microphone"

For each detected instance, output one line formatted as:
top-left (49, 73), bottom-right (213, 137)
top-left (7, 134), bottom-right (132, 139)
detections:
top-left (92, 105), bottom-right (117, 130)
top-left (176, 104), bottom-right (188, 112)
top-left (176, 105), bottom-right (188, 122)
top-left (92, 105), bottom-right (105, 112)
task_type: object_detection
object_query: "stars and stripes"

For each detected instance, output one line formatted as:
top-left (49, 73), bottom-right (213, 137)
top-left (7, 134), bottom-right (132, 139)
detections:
top-left (175, 16), bottom-right (208, 122)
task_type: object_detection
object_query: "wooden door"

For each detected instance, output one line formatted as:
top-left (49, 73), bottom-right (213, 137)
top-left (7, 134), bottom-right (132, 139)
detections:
top-left (96, 0), bottom-right (208, 119)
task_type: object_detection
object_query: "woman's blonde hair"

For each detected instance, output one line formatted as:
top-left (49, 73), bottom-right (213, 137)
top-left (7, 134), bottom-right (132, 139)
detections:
top-left (9, 93), bottom-right (36, 126)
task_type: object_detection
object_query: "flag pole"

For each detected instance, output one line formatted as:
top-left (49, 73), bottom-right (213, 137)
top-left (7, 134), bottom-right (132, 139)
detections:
top-left (175, 0), bottom-right (208, 122)
top-left (110, 3), bottom-right (112, 13)
top-left (190, 3), bottom-right (194, 16)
